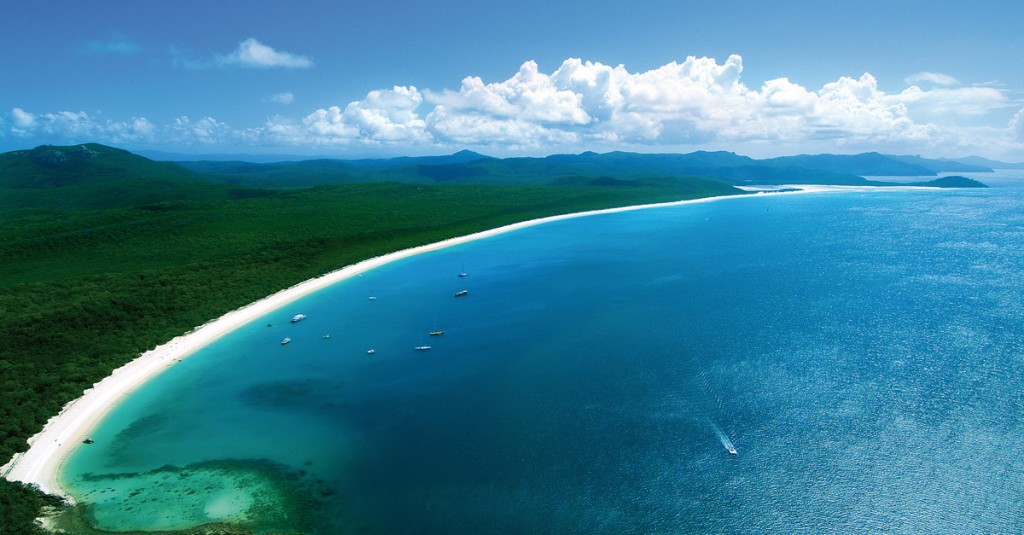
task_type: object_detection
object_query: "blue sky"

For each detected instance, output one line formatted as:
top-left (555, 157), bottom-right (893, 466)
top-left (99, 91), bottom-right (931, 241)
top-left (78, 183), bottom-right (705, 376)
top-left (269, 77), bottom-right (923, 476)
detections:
top-left (3, 0), bottom-right (1022, 159)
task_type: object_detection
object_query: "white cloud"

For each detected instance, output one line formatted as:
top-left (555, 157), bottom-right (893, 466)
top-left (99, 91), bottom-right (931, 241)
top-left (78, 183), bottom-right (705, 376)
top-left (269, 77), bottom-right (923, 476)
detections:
top-left (170, 116), bottom-right (240, 145)
top-left (11, 108), bottom-right (37, 132)
top-left (412, 55), bottom-right (953, 150)
top-left (428, 61), bottom-right (592, 125)
top-left (905, 71), bottom-right (959, 86)
top-left (7, 55), bottom-right (1023, 159)
top-left (218, 38), bottom-right (312, 69)
top-left (1011, 108), bottom-right (1024, 142)
top-left (266, 92), bottom-right (295, 105)
top-left (890, 85), bottom-right (1008, 117)
top-left (6, 108), bottom-right (154, 143)
top-left (303, 86), bottom-right (431, 145)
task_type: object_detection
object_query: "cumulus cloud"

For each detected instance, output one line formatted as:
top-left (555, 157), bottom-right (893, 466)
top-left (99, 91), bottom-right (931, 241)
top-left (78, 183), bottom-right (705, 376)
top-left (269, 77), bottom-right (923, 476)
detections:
top-left (6, 108), bottom-right (154, 143)
top-left (303, 86), bottom-right (431, 145)
top-left (218, 38), bottom-right (312, 69)
top-left (905, 71), bottom-right (959, 86)
top-left (78, 33), bottom-right (143, 55)
top-left (410, 55), bottom-right (952, 150)
top-left (11, 108), bottom-right (37, 133)
top-left (169, 116), bottom-right (250, 145)
top-left (7, 55), bottom-right (1023, 159)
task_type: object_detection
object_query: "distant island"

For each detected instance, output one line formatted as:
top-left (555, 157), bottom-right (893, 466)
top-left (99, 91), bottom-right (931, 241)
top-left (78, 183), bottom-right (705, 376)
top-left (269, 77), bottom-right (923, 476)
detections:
top-left (0, 142), bottom-right (994, 533)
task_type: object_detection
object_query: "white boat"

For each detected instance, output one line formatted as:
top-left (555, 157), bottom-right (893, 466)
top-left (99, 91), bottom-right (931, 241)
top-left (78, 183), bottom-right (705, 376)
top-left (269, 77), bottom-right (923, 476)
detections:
top-left (281, 337), bottom-right (292, 345)
top-left (322, 334), bottom-right (331, 339)
top-left (368, 296), bottom-right (376, 301)
top-left (367, 348), bottom-right (376, 355)
top-left (458, 272), bottom-right (469, 278)
top-left (414, 345), bottom-right (432, 351)
top-left (429, 330), bottom-right (444, 336)
top-left (454, 289), bottom-right (468, 297)
top-left (727, 445), bottom-right (737, 455)
top-left (291, 314), bottom-right (306, 323)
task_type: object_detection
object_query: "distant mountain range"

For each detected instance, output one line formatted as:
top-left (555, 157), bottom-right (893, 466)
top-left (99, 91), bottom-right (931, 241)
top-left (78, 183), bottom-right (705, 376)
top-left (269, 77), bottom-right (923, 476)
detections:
top-left (949, 155), bottom-right (1024, 170)
top-left (0, 143), bottom-right (993, 212)
top-left (172, 148), bottom-right (997, 188)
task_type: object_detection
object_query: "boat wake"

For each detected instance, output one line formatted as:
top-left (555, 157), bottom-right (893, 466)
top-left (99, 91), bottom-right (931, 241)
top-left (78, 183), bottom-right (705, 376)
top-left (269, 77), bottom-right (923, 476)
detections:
top-left (696, 371), bottom-right (737, 456)
top-left (710, 420), bottom-right (737, 456)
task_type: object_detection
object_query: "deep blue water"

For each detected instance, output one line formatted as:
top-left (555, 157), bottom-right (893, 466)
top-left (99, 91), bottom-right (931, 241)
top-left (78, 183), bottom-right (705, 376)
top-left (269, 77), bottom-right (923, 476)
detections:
top-left (63, 173), bottom-right (1024, 533)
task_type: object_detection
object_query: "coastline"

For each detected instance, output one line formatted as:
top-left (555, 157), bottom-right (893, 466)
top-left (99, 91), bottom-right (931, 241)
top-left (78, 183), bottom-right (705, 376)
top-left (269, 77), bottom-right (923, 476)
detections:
top-left (0, 184), bottom-right (893, 503)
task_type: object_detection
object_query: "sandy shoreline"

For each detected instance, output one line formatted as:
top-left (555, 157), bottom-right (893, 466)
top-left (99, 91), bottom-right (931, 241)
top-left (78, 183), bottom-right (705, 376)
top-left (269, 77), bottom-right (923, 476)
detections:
top-left (0, 184), bottom-right (892, 502)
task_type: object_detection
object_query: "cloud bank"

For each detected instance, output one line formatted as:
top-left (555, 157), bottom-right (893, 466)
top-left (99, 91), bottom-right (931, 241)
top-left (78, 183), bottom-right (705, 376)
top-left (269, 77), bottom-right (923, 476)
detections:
top-left (8, 108), bottom-right (155, 143)
top-left (6, 55), bottom-right (1023, 159)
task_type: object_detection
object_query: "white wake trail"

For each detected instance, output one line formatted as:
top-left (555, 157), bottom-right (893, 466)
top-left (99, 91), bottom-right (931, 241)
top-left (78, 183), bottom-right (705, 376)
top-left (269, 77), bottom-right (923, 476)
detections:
top-left (710, 420), bottom-right (737, 455)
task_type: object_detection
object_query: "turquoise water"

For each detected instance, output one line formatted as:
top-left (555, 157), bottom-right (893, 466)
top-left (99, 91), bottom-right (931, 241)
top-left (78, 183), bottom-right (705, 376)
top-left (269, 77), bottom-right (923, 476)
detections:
top-left (63, 173), bottom-right (1024, 533)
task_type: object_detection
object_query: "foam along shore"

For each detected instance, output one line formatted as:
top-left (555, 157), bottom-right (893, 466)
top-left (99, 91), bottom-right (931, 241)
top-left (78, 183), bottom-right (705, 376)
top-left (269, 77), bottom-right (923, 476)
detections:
top-left (0, 184), bottom-right (909, 501)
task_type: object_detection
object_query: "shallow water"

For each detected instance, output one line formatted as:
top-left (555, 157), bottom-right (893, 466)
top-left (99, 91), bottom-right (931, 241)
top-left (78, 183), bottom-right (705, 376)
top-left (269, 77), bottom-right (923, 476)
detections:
top-left (63, 172), bottom-right (1024, 533)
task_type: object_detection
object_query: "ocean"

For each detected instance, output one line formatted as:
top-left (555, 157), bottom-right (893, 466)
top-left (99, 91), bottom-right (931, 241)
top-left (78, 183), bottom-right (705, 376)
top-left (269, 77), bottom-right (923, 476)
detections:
top-left (61, 172), bottom-right (1024, 533)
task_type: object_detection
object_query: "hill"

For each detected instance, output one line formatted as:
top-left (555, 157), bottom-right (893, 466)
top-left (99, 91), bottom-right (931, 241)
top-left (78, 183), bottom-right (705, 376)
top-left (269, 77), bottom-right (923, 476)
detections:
top-left (0, 143), bottom-right (201, 188)
top-left (0, 144), bottom-right (246, 212)
top-left (766, 152), bottom-right (938, 176)
top-left (178, 149), bottom-right (874, 188)
top-left (885, 155), bottom-right (992, 174)
top-left (953, 155), bottom-right (1024, 170)
top-left (176, 149), bottom-right (997, 188)
top-left (910, 175), bottom-right (988, 188)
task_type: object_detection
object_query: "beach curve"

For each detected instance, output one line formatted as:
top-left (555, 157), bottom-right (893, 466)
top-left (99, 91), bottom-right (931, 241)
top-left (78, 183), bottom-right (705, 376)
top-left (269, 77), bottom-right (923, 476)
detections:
top-left (1, 184), bottom-right (888, 503)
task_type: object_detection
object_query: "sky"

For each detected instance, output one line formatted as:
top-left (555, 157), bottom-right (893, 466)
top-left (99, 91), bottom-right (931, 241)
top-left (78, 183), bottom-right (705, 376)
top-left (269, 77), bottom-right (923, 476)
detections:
top-left (2, 0), bottom-right (1023, 160)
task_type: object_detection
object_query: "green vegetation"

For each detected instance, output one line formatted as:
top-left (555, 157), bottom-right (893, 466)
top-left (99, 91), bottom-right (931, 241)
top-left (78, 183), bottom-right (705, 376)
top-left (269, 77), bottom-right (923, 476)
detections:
top-left (0, 143), bottom-right (742, 533)
top-left (912, 175), bottom-right (989, 188)
top-left (0, 480), bottom-right (62, 534)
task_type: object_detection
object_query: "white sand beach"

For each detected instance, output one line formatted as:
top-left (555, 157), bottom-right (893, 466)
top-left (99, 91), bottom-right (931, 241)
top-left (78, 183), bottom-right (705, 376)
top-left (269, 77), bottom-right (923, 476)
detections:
top-left (2, 185), bottom-right (896, 501)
